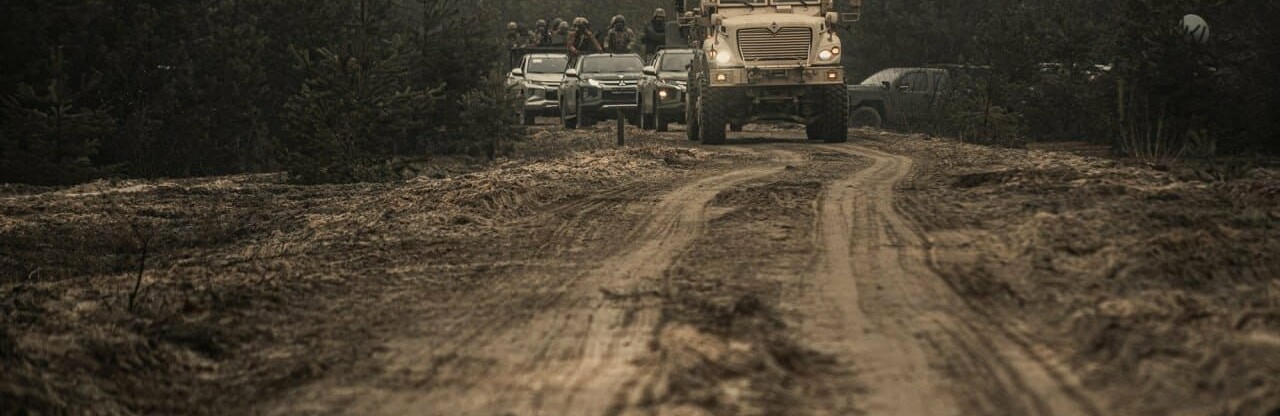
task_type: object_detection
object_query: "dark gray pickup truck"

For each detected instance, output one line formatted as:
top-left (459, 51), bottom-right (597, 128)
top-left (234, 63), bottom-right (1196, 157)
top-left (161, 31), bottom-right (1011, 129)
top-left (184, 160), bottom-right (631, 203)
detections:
top-left (847, 67), bottom-right (949, 129)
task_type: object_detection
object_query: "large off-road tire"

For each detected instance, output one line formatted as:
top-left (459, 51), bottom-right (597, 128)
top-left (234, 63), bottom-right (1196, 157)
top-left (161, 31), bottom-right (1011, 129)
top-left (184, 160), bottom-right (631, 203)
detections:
top-left (698, 88), bottom-right (729, 145)
top-left (656, 108), bottom-right (670, 132)
top-left (811, 85), bottom-right (848, 143)
top-left (805, 123), bottom-right (822, 140)
top-left (849, 106), bottom-right (883, 129)
top-left (685, 88), bottom-right (701, 141)
top-left (577, 100), bottom-right (595, 128)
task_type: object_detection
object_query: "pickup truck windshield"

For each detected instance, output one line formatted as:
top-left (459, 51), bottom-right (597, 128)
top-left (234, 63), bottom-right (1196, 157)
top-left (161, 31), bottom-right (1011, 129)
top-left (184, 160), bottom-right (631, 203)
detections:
top-left (582, 56), bottom-right (644, 73)
top-left (861, 69), bottom-right (905, 86)
top-left (660, 54), bottom-right (694, 72)
top-left (527, 56), bottom-right (568, 74)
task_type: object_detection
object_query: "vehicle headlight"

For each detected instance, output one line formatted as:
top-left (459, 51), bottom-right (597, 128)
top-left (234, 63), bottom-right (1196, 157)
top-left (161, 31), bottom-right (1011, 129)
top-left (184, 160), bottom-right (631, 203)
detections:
top-left (714, 49), bottom-right (733, 64)
top-left (819, 50), bottom-right (834, 61)
top-left (587, 79), bottom-right (602, 87)
top-left (658, 90), bottom-right (669, 99)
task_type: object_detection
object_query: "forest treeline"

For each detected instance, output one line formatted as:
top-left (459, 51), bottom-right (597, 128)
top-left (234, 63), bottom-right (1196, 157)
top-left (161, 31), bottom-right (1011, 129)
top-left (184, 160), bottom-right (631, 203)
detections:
top-left (2, 0), bottom-right (1277, 185)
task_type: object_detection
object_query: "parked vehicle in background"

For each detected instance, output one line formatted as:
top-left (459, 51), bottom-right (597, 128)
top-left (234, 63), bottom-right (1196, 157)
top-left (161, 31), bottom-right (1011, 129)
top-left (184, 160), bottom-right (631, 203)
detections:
top-left (638, 49), bottom-right (695, 132)
top-left (846, 67), bottom-right (948, 129)
top-left (508, 53), bottom-right (571, 125)
top-left (558, 53), bottom-right (645, 129)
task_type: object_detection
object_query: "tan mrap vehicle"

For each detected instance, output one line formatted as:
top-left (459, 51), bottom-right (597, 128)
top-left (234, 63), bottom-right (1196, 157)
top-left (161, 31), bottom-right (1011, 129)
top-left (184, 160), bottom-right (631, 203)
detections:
top-left (679, 0), bottom-right (862, 144)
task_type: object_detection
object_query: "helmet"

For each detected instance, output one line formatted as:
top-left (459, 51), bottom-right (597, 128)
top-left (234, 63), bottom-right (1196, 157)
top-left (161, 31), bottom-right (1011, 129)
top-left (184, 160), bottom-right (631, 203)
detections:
top-left (654, 8), bottom-right (666, 19)
top-left (535, 19), bottom-right (547, 28)
top-left (558, 21), bottom-right (570, 31)
top-left (573, 17), bottom-right (589, 28)
top-left (506, 22), bottom-right (518, 30)
top-left (611, 15), bottom-right (626, 26)
top-left (550, 18), bottom-right (564, 28)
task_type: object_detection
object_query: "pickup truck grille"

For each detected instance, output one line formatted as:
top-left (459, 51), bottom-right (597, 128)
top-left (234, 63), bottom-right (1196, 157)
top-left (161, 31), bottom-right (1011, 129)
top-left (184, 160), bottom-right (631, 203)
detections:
top-left (737, 27), bottom-right (812, 61)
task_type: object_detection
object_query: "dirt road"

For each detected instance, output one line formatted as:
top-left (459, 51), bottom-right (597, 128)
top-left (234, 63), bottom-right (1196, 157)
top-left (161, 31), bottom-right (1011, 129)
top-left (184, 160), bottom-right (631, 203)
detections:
top-left (8, 126), bottom-right (1275, 415)
top-left (264, 131), bottom-right (1098, 415)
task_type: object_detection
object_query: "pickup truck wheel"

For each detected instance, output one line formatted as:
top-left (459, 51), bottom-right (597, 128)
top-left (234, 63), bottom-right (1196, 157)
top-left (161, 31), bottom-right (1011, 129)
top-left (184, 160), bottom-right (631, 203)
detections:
top-left (819, 85), bottom-right (849, 143)
top-left (641, 100), bottom-right (655, 130)
top-left (698, 89), bottom-right (728, 145)
top-left (656, 108), bottom-right (669, 132)
top-left (849, 106), bottom-right (883, 129)
top-left (561, 100), bottom-right (577, 129)
top-left (577, 102), bottom-right (594, 128)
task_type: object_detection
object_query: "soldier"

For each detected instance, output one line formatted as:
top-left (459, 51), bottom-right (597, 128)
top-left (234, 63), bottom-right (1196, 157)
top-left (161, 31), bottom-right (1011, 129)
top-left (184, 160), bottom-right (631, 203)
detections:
top-left (533, 19), bottom-right (552, 46)
top-left (603, 15), bottom-right (638, 54)
top-left (642, 9), bottom-right (667, 57)
top-left (568, 17), bottom-right (603, 57)
top-left (550, 20), bottom-right (570, 47)
top-left (505, 21), bottom-right (523, 49)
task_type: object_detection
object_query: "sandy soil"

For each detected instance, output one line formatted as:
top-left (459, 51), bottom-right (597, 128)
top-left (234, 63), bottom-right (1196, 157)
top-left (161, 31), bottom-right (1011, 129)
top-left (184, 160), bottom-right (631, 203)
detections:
top-left (2, 125), bottom-right (1277, 415)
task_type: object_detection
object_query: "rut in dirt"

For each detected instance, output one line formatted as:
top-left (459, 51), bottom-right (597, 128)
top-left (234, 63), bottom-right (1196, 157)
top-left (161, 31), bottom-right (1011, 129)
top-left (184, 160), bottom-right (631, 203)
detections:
top-left (265, 147), bottom-right (802, 415)
top-left (794, 142), bottom-right (1101, 416)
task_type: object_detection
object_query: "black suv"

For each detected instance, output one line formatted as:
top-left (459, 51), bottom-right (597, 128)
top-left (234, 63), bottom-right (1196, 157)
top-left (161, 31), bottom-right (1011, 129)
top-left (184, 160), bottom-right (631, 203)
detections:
top-left (559, 54), bottom-right (645, 129)
top-left (638, 49), bottom-right (694, 132)
top-left (846, 68), bottom-right (949, 129)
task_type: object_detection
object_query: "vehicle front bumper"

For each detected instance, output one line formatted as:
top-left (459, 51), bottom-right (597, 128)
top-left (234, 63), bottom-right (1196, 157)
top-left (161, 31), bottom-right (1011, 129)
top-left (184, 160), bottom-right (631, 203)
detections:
top-left (708, 65), bottom-right (845, 87)
top-left (581, 86), bottom-right (640, 114)
top-left (521, 84), bottom-right (561, 115)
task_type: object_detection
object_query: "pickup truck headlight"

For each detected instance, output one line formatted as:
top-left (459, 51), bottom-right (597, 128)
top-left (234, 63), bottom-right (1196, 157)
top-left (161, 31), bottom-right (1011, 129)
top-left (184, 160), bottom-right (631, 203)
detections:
top-left (587, 79), bottom-right (603, 88)
top-left (819, 50), bottom-right (834, 61)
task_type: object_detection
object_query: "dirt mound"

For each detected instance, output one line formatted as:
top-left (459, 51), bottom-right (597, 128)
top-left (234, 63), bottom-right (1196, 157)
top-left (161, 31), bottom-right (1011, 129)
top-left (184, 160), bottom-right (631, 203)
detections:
top-left (865, 132), bottom-right (1280, 415)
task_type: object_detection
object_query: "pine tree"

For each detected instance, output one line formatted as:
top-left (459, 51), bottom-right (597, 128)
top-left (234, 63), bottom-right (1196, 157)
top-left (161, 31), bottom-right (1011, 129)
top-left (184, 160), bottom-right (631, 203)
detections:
top-left (1, 47), bottom-right (114, 184)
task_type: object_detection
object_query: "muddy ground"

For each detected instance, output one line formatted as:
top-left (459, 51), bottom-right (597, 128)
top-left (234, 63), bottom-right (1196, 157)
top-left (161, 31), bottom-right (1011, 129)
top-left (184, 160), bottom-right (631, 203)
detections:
top-left (1, 125), bottom-right (1277, 415)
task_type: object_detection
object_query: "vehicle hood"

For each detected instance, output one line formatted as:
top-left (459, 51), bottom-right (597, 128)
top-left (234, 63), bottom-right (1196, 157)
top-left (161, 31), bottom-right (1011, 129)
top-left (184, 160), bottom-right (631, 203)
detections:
top-left (525, 73), bottom-right (564, 85)
top-left (847, 84), bottom-right (885, 94)
top-left (721, 13), bottom-right (824, 35)
top-left (657, 72), bottom-right (689, 83)
top-left (580, 73), bottom-right (644, 82)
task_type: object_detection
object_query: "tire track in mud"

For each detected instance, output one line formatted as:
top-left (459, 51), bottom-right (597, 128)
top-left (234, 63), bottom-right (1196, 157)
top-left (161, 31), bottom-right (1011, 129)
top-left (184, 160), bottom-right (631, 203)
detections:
top-left (798, 142), bottom-right (1100, 416)
top-left (266, 147), bottom-right (801, 416)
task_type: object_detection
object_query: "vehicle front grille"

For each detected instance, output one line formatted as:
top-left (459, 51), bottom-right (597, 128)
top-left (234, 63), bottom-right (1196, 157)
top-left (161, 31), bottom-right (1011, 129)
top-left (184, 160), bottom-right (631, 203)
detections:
top-left (545, 89), bottom-right (558, 101)
top-left (736, 27), bottom-right (812, 61)
top-left (603, 88), bottom-right (637, 104)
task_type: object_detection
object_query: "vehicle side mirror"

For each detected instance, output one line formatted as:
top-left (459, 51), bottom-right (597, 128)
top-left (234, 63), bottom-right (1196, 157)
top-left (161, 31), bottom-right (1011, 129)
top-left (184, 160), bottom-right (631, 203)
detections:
top-left (511, 68), bottom-right (525, 77)
top-left (826, 12), bottom-right (840, 26)
top-left (643, 66), bottom-right (657, 76)
top-left (565, 69), bottom-right (579, 78)
top-left (881, 81), bottom-right (892, 90)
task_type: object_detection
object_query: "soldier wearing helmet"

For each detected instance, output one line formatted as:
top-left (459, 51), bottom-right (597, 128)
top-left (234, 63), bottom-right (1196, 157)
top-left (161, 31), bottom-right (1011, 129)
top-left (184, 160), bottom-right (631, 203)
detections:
top-left (505, 21), bottom-right (523, 49)
top-left (642, 8), bottom-right (667, 57)
top-left (568, 17), bottom-right (603, 57)
top-left (603, 14), bottom-right (638, 54)
top-left (533, 19), bottom-right (552, 46)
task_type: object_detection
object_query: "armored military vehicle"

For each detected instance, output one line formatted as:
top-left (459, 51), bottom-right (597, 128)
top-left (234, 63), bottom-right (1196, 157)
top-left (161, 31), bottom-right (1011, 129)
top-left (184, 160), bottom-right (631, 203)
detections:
top-left (679, 0), bottom-right (862, 144)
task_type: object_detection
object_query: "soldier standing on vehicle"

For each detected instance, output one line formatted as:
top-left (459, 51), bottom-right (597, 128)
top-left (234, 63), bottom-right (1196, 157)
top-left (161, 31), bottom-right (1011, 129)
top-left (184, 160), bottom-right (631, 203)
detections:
top-left (603, 15), bottom-right (638, 54)
top-left (642, 9), bottom-right (667, 57)
top-left (505, 21), bottom-right (523, 49)
top-left (550, 20), bottom-right (570, 47)
top-left (568, 17), bottom-right (603, 57)
top-left (533, 19), bottom-right (552, 46)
